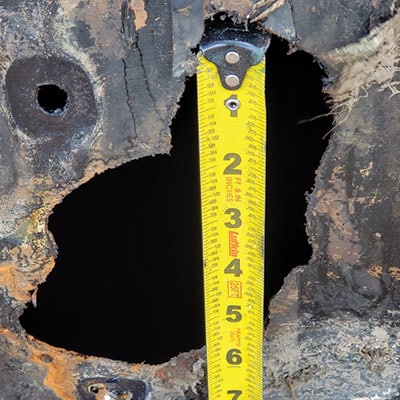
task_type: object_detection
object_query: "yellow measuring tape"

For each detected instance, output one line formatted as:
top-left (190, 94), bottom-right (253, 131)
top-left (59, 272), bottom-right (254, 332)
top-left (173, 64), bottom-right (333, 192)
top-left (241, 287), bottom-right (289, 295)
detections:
top-left (197, 31), bottom-right (267, 399)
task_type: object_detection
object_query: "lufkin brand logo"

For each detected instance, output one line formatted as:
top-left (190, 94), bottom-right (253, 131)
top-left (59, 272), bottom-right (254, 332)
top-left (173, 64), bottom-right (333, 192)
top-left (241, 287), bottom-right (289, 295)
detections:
top-left (229, 230), bottom-right (239, 257)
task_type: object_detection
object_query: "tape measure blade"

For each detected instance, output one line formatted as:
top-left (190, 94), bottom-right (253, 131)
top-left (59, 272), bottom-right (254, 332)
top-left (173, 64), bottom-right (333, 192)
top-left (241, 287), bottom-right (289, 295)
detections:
top-left (197, 53), bottom-right (266, 400)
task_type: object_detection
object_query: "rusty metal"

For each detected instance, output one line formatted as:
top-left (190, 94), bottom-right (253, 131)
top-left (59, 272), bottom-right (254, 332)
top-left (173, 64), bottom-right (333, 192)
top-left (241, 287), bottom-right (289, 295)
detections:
top-left (0, 0), bottom-right (399, 398)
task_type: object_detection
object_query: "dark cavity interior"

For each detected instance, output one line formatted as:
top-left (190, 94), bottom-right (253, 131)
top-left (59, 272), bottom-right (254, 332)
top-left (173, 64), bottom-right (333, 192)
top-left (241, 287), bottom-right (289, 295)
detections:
top-left (37, 84), bottom-right (69, 114)
top-left (20, 38), bottom-right (332, 364)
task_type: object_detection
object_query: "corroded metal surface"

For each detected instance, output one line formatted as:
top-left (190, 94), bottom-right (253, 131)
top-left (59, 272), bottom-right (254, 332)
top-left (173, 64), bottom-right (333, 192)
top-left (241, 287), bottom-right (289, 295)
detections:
top-left (1, 0), bottom-right (400, 398)
top-left (0, 1), bottom-right (205, 398)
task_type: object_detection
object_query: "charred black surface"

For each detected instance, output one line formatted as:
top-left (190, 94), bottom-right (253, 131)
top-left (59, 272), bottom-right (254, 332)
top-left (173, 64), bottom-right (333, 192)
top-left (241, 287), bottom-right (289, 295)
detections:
top-left (5, 56), bottom-right (97, 183)
top-left (20, 79), bottom-right (205, 364)
top-left (292, 0), bottom-right (396, 54)
top-left (291, 0), bottom-right (400, 82)
top-left (1, 0), bottom-right (400, 398)
top-left (0, 0), bottom-right (204, 396)
top-left (6, 56), bottom-right (97, 137)
top-left (20, 40), bottom-right (332, 363)
top-left (302, 80), bottom-right (400, 317)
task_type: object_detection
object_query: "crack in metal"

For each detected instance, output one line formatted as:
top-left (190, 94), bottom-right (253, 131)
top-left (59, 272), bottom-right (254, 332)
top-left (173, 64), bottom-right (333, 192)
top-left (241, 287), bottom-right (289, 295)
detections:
top-left (120, 0), bottom-right (136, 47)
top-left (133, 38), bottom-right (164, 124)
top-left (120, 0), bottom-right (163, 135)
top-left (122, 58), bottom-right (137, 135)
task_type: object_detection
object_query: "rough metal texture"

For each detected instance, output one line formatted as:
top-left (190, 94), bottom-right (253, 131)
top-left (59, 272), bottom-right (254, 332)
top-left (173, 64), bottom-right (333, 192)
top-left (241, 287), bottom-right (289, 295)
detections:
top-left (1, 0), bottom-right (400, 399)
top-left (299, 6), bottom-right (400, 317)
top-left (265, 271), bottom-right (400, 399)
top-left (0, 1), bottom-right (205, 399)
top-left (264, 2), bottom-right (400, 399)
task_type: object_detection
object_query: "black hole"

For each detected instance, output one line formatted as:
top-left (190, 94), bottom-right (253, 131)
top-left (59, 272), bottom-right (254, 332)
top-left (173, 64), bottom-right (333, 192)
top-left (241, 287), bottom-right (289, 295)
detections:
top-left (37, 84), bottom-right (69, 115)
top-left (21, 79), bottom-right (204, 364)
top-left (20, 37), bottom-right (332, 363)
top-left (264, 38), bottom-right (332, 303)
top-left (226, 99), bottom-right (240, 110)
top-left (88, 385), bottom-right (99, 394)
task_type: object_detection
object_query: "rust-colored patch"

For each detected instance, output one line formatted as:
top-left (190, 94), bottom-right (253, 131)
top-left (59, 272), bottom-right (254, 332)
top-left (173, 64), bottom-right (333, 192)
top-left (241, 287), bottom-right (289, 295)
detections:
top-left (389, 267), bottom-right (400, 281)
top-left (368, 265), bottom-right (383, 278)
top-left (0, 264), bottom-right (21, 298)
top-left (131, 0), bottom-right (148, 30)
top-left (0, 327), bottom-right (79, 399)
top-left (0, 264), bottom-right (38, 302)
top-left (29, 341), bottom-right (79, 400)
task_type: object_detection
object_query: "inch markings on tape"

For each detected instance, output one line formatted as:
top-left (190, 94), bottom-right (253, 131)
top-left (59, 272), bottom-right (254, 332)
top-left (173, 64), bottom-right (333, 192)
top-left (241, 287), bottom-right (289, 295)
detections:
top-left (197, 30), bottom-right (268, 400)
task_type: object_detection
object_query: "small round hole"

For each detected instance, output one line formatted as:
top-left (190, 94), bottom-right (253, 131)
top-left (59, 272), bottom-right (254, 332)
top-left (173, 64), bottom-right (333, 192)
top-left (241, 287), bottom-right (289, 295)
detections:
top-left (37, 84), bottom-right (69, 115)
top-left (88, 384), bottom-right (100, 394)
top-left (225, 98), bottom-right (240, 111)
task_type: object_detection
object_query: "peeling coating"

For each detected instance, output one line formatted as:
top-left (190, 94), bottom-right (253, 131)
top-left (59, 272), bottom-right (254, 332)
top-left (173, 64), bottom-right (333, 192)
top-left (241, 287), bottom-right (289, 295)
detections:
top-left (321, 12), bottom-right (400, 122)
top-left (0, 261), bottom-right (55, 303)
top-left (314, 171), bottom-right (362, 265)
top-left (360, 161), bottom-right (373, 178)
top-left (367, 265), bottom-right (383, 278)
top-left (131, 0), bottom-right (148, 30)
top-left (388, 267), bottom-right (400, 281)
top-left (326, 271), bottom-right (340, 280)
